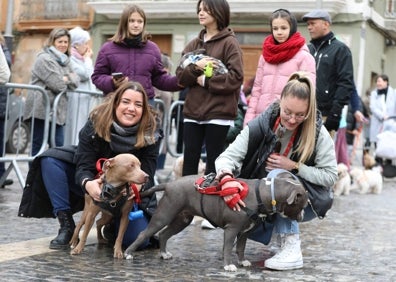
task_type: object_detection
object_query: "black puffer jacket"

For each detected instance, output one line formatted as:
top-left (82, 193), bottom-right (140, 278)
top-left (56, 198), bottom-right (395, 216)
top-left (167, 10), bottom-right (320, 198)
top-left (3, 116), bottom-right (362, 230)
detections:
top-left (239, 102), bottom-right (322, 179)
top-left (18, 146), bottom-right (82, 218)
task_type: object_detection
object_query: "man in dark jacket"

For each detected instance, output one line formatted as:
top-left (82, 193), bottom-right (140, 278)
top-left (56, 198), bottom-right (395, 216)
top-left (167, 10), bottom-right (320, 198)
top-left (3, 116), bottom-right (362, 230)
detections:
top-left (302, 10), bottom-right (354, 137)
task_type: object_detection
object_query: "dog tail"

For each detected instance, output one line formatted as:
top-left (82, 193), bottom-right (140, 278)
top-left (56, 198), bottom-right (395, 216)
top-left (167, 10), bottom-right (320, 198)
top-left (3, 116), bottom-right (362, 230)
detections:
top-left (140, 184), bottom-right (167, 197)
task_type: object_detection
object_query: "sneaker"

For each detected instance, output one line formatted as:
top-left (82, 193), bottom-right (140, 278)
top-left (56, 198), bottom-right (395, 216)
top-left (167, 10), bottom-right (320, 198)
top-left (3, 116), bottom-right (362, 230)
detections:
top-left (265, 234), bottom-right (303, 270)
top-left (201, 219), bottom-right (216, 230)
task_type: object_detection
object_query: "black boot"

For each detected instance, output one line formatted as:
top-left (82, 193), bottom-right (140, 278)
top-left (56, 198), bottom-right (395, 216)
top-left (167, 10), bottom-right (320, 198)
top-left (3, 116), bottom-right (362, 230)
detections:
top-left (49, 210), bottom-right (75, 250)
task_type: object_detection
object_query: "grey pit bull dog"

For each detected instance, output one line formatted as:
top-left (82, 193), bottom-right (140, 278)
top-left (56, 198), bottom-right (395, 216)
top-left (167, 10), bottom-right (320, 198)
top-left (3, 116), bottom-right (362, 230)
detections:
top-left (70, 153), bottom-right (148, 259)
top-left (124, 172), bottom-right (308, 271)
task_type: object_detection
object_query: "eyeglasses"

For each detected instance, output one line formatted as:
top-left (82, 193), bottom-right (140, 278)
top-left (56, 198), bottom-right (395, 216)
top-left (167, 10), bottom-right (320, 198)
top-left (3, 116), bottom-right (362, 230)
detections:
top-left (281, 108), bottom-right (307, 122)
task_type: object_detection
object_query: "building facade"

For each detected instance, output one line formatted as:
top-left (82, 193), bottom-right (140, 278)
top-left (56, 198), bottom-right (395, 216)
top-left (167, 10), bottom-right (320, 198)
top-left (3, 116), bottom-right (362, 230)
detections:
top-left (2, 0), bottom-right (396, 96)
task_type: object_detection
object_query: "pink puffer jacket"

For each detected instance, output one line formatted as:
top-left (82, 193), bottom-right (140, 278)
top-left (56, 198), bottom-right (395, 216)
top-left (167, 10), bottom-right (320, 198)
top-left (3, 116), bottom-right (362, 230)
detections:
top-left (243, 44), bottom-right (316, 126)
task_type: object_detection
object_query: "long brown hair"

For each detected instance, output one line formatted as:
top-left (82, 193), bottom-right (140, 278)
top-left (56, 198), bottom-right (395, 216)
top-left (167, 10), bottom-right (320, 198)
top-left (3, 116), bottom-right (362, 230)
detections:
top-left (281, 71), bottom-right (317, 163)
top-left (89, 81), bottom-right (157, 148)
top-left (110, 4), bottom-right (151, 43)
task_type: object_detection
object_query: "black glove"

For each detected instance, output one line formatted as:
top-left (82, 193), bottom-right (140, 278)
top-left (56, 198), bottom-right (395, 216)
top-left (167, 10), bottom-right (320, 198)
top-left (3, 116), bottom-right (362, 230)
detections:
top-left (324, 114), bottom-right (341, 132)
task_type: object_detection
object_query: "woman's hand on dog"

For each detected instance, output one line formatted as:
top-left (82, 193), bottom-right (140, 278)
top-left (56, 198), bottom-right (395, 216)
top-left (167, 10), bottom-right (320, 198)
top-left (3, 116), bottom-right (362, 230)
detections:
top-left (85, 178), bottom-right (103, 202)
top-left (221, 176), bottom-right (246, 212)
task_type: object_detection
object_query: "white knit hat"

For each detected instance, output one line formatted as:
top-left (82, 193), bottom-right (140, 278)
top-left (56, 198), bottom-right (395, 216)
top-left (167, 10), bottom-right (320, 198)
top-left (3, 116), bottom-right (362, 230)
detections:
top-left (69, 26), bottom-right (90, 46)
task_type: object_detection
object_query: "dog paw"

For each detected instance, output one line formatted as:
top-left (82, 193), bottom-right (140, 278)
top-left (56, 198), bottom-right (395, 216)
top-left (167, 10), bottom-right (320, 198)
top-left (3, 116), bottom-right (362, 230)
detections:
top-left (125, 253), bottom-right (133, 260)
top-left (114, 251), bottom-right (124, 259)
top-left (238, 260), bottom-right (251, 267)
top-left (70, 248), bottom-right (82, 255)
top-left (224, 264), bottom-right (238, 271)
top-left (160, 251), bottom-right (173, 260)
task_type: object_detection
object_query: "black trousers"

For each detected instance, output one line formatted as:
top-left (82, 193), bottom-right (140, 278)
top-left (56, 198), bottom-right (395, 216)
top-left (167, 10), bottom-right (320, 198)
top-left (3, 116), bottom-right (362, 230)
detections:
top-left (182, 122), bottom-right (229, 176)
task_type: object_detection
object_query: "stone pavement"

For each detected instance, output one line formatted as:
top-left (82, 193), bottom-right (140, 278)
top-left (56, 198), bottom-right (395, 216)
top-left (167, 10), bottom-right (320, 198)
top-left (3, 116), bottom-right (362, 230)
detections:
top-left (1, 159), bottom-right (396, 281)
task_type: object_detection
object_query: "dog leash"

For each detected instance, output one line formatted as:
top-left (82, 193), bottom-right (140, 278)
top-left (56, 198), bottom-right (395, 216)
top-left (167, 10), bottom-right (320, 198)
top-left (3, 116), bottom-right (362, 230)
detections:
top-left (194, 174), bottom-right (249, 209)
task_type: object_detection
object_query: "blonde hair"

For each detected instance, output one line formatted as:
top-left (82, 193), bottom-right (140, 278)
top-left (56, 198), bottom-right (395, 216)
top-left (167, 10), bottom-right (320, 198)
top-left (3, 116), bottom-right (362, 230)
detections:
top-left (281, 71), bottom-right (317, 163)
top-left (89, 81), bottom-right (157, 148)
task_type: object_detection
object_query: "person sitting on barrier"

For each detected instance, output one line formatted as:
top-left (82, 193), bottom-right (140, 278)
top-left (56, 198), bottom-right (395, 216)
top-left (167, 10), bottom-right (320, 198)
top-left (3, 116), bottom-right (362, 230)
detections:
top-left (215, 71), bottom-right (337, 270)
top-left (64, 26), bottom-right (97, 145)
top-left (19, 81), bottom-right (161, 250)
top-left (24, 28), bottom-right (80, 157)
top-left (91, 4), bottom-right (181, 103)
top-left (0, 35), bottom-right (12, 187)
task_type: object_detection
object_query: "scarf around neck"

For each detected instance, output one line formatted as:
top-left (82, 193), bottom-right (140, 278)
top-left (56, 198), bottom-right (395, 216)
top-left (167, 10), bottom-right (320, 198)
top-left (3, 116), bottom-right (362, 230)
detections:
top-left (124, 34), bottom-right (143, 48)
top-left (262, 32), bottom-right (306, 64)
top-left (110, 122), bottom-right (139, 153)
top-left (71, 47), bottom-right (84, 62)
top-left (47, 46), bottom-right (70, 66)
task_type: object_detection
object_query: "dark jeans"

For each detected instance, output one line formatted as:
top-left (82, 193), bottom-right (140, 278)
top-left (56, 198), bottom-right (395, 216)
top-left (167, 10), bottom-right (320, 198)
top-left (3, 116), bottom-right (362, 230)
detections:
top-left (31, 118), bottom-right (64, 156)
top-left (182, 122), bottom-right (229, 176)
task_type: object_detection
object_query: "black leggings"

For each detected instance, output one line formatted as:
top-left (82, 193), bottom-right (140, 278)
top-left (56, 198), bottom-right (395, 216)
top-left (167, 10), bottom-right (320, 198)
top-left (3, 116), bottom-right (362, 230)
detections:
top-left (182, 122), bottom-right (229, 176)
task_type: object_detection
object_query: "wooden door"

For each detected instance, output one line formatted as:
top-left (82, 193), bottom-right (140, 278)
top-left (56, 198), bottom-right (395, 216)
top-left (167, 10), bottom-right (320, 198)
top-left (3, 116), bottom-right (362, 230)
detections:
top-left (241, 46), bottom-right (261, 85)
top-left (151, 34), bottom-right (172, 57)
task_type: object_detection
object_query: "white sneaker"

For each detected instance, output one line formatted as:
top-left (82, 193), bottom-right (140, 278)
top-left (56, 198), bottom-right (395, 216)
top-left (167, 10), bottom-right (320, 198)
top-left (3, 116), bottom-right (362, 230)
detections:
top-left (201, 219), bottom-right (216, 229)
top-left (265, 234), bottom-right (303, 270)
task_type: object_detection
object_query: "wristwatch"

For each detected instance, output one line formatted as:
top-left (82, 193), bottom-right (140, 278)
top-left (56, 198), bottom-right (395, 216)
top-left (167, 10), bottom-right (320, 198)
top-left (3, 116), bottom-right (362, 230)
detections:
top-left (291, 162), bottom-right (299, 174)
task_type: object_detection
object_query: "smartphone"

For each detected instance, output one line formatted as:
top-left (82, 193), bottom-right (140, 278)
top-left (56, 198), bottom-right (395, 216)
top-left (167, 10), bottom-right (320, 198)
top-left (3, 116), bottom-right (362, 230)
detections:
top-left (111, 72), bottom-right (124, 80)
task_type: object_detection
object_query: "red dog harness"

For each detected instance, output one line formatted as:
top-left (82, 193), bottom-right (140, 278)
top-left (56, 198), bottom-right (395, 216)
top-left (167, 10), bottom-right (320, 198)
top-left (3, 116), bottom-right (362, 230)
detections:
top-left (195, 174), bottom-right (249, 209)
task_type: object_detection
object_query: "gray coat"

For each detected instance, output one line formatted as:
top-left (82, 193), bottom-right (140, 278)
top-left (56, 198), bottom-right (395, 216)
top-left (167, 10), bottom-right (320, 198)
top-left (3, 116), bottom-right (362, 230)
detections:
top-left (24, 48), bottom-right (79, 125)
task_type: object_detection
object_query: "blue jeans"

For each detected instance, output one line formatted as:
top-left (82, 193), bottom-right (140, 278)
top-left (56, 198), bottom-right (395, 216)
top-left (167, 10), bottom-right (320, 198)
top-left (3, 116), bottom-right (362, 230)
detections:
top-left (31, 118), bottom-right (64, 156)
top-left (41, 157), bottom-right (82, 215)
top-left (248, 205), bottom-right (316, 245)
top-left (41, 156), bottom-right (149, 247)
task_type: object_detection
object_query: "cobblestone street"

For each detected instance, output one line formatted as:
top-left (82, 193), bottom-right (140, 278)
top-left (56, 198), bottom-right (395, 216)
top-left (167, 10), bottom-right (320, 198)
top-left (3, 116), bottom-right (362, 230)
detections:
top-left (1, 160), bottom-right (396, 281)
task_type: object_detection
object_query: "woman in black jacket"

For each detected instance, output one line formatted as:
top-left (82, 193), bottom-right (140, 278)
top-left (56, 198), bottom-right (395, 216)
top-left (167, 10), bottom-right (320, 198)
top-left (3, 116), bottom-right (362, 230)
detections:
top-left (37, 81), bottom-right (161, 250)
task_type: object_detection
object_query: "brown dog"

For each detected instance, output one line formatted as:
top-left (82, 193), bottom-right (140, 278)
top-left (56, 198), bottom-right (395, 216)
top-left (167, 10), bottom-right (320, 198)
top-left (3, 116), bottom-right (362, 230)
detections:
top-left (70, 153), bottom-right (148, 258)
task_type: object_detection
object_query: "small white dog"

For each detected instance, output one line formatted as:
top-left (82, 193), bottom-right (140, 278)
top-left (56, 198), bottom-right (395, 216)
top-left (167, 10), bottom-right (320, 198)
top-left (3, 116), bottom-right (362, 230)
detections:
top-left (349, 167), bottom-right (383, 194)
top-left (334, 163), bottom-right (352, 196)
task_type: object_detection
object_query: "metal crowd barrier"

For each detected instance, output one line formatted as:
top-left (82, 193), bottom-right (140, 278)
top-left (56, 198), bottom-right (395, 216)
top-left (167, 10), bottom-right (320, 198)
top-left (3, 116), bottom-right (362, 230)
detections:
top-left (165, 100), bottom-right (206, 159)
top-left (0, 83), bottom-right (170, 190)
top-left (0, 83), bottom-right (50, 188)
top-left (51, 89), bottom-right (104, 147)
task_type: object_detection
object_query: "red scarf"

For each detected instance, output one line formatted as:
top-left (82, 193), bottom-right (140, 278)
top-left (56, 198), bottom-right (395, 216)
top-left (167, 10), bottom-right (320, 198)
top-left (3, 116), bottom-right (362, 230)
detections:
top-left (262, 32), bottom-right (306, 64)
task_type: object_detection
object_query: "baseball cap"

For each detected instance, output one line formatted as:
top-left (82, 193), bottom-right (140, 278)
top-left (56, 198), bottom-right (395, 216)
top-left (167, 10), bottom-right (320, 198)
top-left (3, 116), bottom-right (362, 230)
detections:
top-left (302, 9), bottom-right (332, 24)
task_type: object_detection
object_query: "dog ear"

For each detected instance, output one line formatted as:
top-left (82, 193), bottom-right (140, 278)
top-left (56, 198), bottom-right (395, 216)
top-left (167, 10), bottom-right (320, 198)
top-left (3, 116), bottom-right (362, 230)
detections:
top-left (286, 189), bottom-right (306, 206)
top-left (103, 158), bottom-right (115, 171)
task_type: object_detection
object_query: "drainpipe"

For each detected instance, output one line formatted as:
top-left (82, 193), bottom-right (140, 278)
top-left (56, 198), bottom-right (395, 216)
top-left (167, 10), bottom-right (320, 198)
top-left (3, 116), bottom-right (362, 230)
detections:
top-left (356, 21), bottom-right (367, 96)
top-left (4, 0), bottom-right (14, 52)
